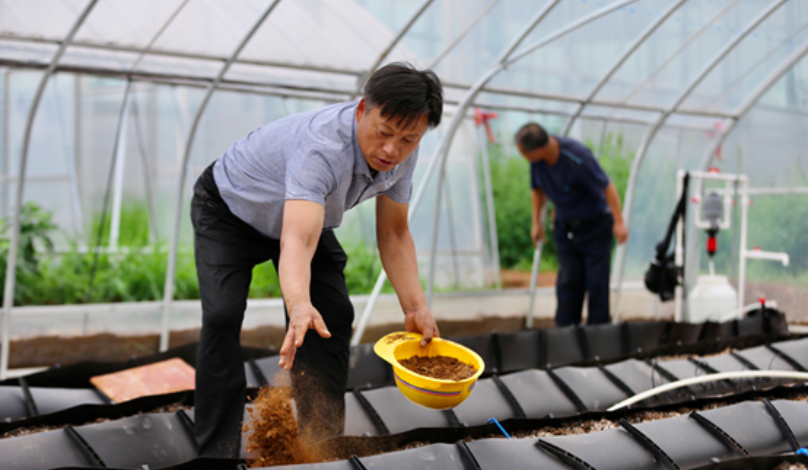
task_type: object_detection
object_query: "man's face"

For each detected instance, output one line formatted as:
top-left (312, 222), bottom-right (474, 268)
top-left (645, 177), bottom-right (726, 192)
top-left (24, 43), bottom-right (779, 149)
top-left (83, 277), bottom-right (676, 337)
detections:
top-left (355, 99), bottom-right (429, 172)
top-left (517, 143), bottom-right (552, 163)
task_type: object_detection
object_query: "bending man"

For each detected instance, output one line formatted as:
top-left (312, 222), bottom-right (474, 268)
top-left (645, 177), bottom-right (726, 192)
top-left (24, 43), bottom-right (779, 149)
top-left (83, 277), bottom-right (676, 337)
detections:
top-left (192, 63), bottom-right (443, 457)
top-left (516, 123), bottom-right (629, 326)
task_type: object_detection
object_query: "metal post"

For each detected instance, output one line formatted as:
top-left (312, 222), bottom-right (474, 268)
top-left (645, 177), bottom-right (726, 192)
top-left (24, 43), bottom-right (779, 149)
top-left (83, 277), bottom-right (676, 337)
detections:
top-left (611, 0), bottom-right (788, 322)
top-left (478, 125), bottom-right (501, 289)
top-left (738, 179), bottom-right (749, 312)
top-left (1, 0), bottom-right (99, 380)
top-left (109, 84), bottom-right (131, 251)
top-left (1, 69), bottom-right (9, 219)
top-left (160, 0), bottom-right (283, 352)
top-left (54, 74), bottom-right (85, 237)
top-left (674, 170), bottom-right (686, 322)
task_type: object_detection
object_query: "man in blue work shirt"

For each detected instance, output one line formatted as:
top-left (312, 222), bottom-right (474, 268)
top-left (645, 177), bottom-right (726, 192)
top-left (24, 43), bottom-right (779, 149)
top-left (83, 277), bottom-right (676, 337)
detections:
top-left (191, 63), bottom-right (443, 457)
top-left (515, 123), bottom-right (629, 326)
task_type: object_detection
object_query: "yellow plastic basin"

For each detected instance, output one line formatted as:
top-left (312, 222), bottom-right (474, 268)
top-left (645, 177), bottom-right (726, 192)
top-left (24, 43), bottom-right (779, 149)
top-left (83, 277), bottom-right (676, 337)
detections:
top-left (373, 332), bottom-right (485, 410)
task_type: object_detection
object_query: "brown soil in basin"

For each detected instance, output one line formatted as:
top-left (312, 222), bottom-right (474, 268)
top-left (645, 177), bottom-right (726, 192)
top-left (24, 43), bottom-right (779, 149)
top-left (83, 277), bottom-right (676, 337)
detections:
top-left (398, 355), bottom-right (477, 381)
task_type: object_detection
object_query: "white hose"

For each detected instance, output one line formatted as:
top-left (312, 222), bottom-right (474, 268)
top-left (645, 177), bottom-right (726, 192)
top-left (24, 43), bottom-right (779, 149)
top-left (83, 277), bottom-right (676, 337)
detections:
top-left (607, 370), bottom-right (808, 411)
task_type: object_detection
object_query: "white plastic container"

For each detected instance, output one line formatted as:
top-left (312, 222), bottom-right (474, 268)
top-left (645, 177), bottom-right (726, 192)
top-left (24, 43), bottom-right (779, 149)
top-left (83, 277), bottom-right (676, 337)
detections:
top-left (686, 275), bottom-right (738, 323)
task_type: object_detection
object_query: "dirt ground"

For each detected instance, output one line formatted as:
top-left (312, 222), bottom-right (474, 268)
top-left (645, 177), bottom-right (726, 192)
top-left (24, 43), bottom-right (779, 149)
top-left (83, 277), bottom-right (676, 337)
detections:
top-left (8, 315), bottom-right (550, 369)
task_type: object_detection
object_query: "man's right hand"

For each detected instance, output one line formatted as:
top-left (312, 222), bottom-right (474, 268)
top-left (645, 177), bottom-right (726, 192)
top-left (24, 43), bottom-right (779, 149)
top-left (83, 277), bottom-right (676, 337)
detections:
top-left (278, 303), bottom-right (331, 371)
top-left (531, 223), bottom-right (545, 246)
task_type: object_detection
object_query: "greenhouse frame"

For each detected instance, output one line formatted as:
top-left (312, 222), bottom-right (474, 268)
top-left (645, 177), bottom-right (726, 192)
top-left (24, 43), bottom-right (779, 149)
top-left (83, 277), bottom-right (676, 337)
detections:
top-left (2, 0), bottom-right (808, 380)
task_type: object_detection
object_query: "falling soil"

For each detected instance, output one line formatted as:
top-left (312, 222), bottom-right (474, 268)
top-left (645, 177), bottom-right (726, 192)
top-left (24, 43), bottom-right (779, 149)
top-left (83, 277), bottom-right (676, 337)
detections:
top-left (244, 385), bottom-right (316, 467)
top-left (398, 355), bottom-right (476, 381)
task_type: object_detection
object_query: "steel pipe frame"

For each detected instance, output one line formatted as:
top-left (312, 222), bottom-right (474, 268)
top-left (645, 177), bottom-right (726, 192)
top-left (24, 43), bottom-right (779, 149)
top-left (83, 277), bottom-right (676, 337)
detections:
top-left (160, 0), bottom-right (283, 352)
top-left (351, 0), bottom-right (564, 346)
top-left (1, 0), bottom-right (99, 380)
top-left (352, 0), bottom-right (435, 98)
top-left (427, 0), bottom-right (502, 70)
top-left (354, 0), bottom-right (647, 345)
top-left (611, 0), bottom-right (790, 323)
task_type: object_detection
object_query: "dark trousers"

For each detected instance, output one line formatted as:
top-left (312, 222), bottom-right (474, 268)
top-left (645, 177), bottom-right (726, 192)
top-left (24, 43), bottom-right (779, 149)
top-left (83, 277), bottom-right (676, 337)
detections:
top-left (191, 165), bottom-right (354, 458)
top-left (553, 214), bottom-right (613, 326)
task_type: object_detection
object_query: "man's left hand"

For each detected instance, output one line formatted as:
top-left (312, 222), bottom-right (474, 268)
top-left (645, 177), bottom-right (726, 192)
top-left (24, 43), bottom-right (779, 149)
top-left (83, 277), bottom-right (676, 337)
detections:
top-left (404, 307), bottom-right (440, 347)
top-left (613, 219), bottom-right (629, 244)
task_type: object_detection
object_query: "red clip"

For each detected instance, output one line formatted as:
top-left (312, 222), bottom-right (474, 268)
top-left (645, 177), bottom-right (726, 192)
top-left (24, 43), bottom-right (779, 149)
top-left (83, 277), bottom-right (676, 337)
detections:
top-left (706, 237), bottom-right (717, 254)
top-left (753, 246), bottom-right (761, 251)
top-left (708, 167), bottom-right (721, 173)
top-left (758, 297), bottom-right (766, 307)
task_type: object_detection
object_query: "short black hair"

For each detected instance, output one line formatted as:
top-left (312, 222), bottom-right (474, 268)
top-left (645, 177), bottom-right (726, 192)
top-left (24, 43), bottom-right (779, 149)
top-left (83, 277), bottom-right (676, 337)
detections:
top-left (363, 62), bottom-right (443, 129)
top-left (515, 122), bottom-right (549, 152)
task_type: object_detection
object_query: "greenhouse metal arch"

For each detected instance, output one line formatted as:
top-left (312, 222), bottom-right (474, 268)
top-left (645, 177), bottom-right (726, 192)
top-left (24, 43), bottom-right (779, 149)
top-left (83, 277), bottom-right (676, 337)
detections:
top-left (1, 0), bottom-right (808, 378)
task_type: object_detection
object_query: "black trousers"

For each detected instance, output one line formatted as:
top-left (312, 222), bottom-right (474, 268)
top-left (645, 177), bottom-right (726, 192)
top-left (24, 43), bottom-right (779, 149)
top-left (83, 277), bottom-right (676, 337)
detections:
top-left (553, 214), bottom-right (613, 326)
top-left (191, 164), bottom-right (354, 458)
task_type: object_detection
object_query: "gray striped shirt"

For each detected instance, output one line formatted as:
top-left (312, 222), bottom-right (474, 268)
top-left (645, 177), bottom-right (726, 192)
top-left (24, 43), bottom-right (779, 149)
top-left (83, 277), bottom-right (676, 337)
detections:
top-left (213, 101), bottom-right (418, 239)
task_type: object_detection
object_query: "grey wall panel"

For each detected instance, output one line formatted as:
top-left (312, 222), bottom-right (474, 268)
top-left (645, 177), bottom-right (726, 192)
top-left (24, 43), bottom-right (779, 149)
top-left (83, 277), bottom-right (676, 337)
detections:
top-left (0, 386), bottom-right (28, 421)
top-left (734, 346), bottom-right (794, 371)
top-left (497, 330), bottom-right (540, 373)
top-left (29, 387), bottom-right (105, 415)
top-left (359, 442), bottom-right (467, 470)
top-left (540, 427), bottom-right (663, 470)
top-left (499, 370), bottom-right (578, 419)
top-left (467, 438), bottom-right (570, 470)
top-left (0, 429), bottom-right (95, 469)
top-left (343, 392), bottom-right (379, 437)
top-left (605, 359), bottom-right (669, 395)
top-left (583, 323), bottom-right (623, 360)
top-left (362, 386), bottom-right (450, 434)
top-left (552, 366), bottom-right (627, 411)
top-left (453, 378), bottom-right (517, 426)
top-left (75, 413), bottom-right (197, 468)
top-left (699, 401), bottom-right (792, 456)
top-left (637, 414), bottom-right (738, 468)
top-left (545, 327), bottom-right (585, 367)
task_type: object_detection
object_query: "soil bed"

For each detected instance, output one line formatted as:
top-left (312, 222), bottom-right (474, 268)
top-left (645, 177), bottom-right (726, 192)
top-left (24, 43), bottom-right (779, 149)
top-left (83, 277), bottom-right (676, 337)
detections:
top-left (398, 355), bottom-right (476, 380)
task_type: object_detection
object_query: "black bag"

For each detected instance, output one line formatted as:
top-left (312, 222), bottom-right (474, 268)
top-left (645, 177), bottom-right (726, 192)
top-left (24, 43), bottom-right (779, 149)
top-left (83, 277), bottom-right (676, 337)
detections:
top-left (644, 174), bottom-right (689, 302)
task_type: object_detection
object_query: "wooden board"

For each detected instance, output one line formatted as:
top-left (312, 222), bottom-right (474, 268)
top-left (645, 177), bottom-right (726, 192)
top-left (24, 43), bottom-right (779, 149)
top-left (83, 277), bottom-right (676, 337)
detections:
top-left (90, 357), bottom-right (196, 404)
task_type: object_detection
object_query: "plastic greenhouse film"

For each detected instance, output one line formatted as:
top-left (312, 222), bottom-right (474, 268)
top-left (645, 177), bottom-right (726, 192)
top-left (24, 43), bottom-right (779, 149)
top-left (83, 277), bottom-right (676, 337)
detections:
top-left (698, 401), bottom-right (801, 456)
top-left (732, 344), bottom-right (799, 372)
top-left (343, 392), bottom-right (382, 437)
top-left (28, 387), bottom-right (106, 415)
top-left (466, 438), bottom-right (570, 469)
top-left (496, 330), bottom-right (541, 373)
top-left (544, 326), bottom-right (587, 368)
top-left (346, 343), bottom-right (393, 390)
top-left (689, 455), bottom-right (808, 470)
top-left (765, 337), bottom-right (808, 371)
top-left (0, 386), bottom-right (29, 421)
top-left (0, 428), bottom-right (99, 469)
top-left (74, 413), bottom-right (198, 469)
top-left (358, 386), bottom-right (453, 434)
top-left (665, 322), bottom-right (704, 345)
top-left (551, 365), bottom-right (629, 411)
top-left (582, 323), bottom-right (624, 362)
top-left (603, 359), bottom-right (669, 397)
top-left (625, 322), bottom-right (667, 355)
top-left (538, 426), bottom-right (664, 470)
top-left (451, 377), bottom-right (522, 427)
top-left (499, 370), bottom-right (579, 419)
top-left (631, 412), bottom-right (741, 468)
top-left (357, 442), bottom-right (467, 470)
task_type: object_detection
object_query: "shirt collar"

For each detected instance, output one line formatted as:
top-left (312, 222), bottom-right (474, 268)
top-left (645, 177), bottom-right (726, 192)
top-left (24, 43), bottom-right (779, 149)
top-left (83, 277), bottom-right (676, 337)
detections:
top-left (351, 104), bottom-right (371, 177)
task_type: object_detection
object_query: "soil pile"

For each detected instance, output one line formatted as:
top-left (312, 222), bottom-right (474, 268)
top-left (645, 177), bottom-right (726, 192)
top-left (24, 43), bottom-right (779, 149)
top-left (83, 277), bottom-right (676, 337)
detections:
top-left (244, 385), bottom-right (315, 467)
top-left (398, 355), bottom-right (476, 381)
